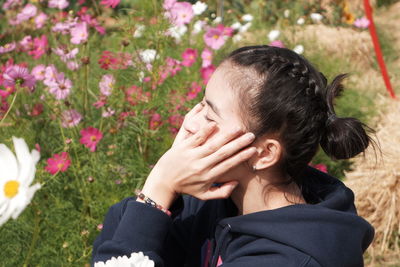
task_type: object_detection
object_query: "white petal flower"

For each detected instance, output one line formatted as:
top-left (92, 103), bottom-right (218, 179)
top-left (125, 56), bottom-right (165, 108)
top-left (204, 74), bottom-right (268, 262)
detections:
top-left (241, 14), bottom-right (253, 22)
top-left (293, 44), bottom-right (304, 54)
top-left (0, 137), bottom-right (40, 227)
top-left (284, 9), bottom-right (290, 18)
top-left (268, 30), bottom-right (280, 42)
top-left (192, 1), bottom-right (207, 16)
top-left (133, 25), bottom-right (145, 38)
top-left (233, 34), bottom-right (243, 43)
top-left (230, 22), bottom-right (242, 30)
top-left (166, 25), bottom-right (187, 41)
top-left (297, 17), bottom-right (305, 25)
top-left (192, 20), bottom-right (205, 34)
top-left (239, 22), bottom-right (252, 33)
top-left (310, 13), bottom-right (323, 23)
top-left (213, 16), bottom-right (222, 24)
top-left (95, 252), bottom-right (155, 267)
top-left (139, 49), bottom-right (157, 64)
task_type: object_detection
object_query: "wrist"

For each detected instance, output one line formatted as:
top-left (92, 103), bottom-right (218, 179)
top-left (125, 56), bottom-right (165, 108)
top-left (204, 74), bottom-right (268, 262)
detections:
top-left (140, 179), bottom-right (178, 210)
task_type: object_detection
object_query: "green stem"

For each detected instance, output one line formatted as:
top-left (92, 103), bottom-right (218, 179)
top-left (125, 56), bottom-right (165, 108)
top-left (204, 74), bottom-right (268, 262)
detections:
top-left (0, 90), bottom-right (18, 126)
top-left (23, 205), bottom-right (40, 267)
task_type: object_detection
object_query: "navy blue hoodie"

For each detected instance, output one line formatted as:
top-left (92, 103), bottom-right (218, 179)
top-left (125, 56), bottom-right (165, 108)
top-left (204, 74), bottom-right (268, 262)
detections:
top-left (92, 166), bottom-right (374, 267)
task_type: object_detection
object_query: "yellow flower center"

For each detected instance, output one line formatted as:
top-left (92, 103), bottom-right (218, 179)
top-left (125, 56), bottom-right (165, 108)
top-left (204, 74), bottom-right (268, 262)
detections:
top-left (4, 180), bottom-right (20, 198)
top-left (213, 34), bottom-right (219, 39)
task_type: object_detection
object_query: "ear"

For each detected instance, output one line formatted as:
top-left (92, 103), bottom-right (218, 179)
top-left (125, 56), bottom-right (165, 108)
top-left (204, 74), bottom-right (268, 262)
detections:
top-left (251, 138), bottom-right (282, 171)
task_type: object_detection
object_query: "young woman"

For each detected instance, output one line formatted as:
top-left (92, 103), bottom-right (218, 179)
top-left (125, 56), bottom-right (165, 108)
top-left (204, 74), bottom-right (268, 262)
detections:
top-left (92, 45), bottom-right (374, 267)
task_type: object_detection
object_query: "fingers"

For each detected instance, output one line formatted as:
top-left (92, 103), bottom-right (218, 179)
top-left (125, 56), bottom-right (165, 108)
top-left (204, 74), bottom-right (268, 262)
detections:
top-left (172, 103), bottom-right (204, 146)
top-left (208, 146), bottom-right (257, 178)
top-left (199, 130), bottom-right (255, 160)
top-left (198, 181), bottom-right (239, 200)
top-left (185, 121), bottom-right (217, 147)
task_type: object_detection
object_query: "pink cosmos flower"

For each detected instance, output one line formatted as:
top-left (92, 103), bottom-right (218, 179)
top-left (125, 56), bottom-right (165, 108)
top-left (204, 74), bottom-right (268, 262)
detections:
top-left (0, 87), bottom-right (15, 98)
top-left (31, 64), bottom-right (46, 81)
top-left (163, 0), bottom-right (176, 10)
top-left (269, 40), bottom-right (285, 48)
top-left (61, 109), bottom-right (82, 128)
top-left (45, 152), bottom-right (71, 174)
top-left (43, 65), bottom-right (58, 86)
top-left (80, 127), bottom-right (103, 152)
top-left (2, 0), bottom-right (22, 10)
top-left (19, 36), bottom-right (34, 52)
top-left (48, 0), bottom-right (69, 9)
top-left (186, 82), bottom-right (202, 100)
top-left (99, 74), bottom-right (115, 96)
top-left (3, 65), bottom-right (36, 89)
top-left (201, 65), bottom-right (216, 85)
top-left (70, 22), bottom-right (88, 45)
top-left (168, 2), bottom-right (194, 26)
top-left (204, 26), bottom-right (226, 50)
top-left (125, 85), bottom-right (150, 105)
top-left (100, 0), bottom-right (120, 8)
top-left (16, 3), bottom-right (37, 23)
top-left (0, 42), bottom-right (16, 54)
top-left (354, 17), bottom-right (370, 29)
top-left (34, 12), bottom-right (48, 29)
top-left (66, 61), bottom-right (80, 70)
top-left (149, 113), bottom-right (162, 130)
top-left (29, 35), bottom-right (48, 59)
top-left (102, 107), bottom-right (115, 117)
top-left (181, 48), bottom-right (198, 67)
top-left (168, 114), bottom-right (184, 134)
top-left (201, 48), bottom-right (213, 67)
top-left (311, 163), bottom-right (328, 173)
top-left (48, 72), bottom-right (72, 100)
top-left (53, 47), bottom-right (79, 62)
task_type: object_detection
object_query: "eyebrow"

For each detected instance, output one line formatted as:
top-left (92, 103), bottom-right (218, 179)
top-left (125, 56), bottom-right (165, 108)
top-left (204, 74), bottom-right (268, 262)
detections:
top-left (205, 99), bottom-right (221, 118)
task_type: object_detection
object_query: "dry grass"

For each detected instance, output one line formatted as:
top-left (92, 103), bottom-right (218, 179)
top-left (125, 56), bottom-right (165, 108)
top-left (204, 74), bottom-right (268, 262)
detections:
top-left (345, 96), bottom-right (400, 265)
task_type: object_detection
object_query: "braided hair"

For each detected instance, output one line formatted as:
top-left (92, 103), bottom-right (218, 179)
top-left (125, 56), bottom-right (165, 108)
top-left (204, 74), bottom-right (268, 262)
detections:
top-left (222, 45), bottom-right (373, 183)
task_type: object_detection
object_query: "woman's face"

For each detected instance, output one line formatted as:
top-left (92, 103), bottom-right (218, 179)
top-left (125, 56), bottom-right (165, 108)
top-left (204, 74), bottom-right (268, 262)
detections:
top-left (184, 65), bottom-right (245, 140)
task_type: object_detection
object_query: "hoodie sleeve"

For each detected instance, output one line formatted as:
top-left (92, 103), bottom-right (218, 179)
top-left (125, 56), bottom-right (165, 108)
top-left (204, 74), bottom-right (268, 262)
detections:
top-left (91, 196), bottom-right (187, 267)
top-left (219, 254), bottom-right (322, 267)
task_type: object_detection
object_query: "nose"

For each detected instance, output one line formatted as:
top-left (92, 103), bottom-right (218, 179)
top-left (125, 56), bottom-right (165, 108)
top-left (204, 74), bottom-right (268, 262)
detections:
top-left (183, 108), bottom-right (206, 135)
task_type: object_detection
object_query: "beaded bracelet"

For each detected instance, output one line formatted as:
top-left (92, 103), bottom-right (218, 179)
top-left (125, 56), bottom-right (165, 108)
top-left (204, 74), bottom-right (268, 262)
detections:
top-left (135, 189), bottom-right (172, 216)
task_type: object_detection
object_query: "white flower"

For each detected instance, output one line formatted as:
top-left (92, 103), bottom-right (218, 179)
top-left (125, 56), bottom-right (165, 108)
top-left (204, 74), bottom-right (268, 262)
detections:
top-left (233, 34), bottom-right (243, 43)
top-left (242, 14), bottom-right (253, 22)
top-left (192, 1), bottom-right (207, 16)
top-left (99, 74), bottom-right (115, 96)
top-left (0, 137), bottom-right (41, 226)
top-left (239, 22), bottom-right (252, 33)
top-left (310, 13), bottom-right (323, 23)
top-left (230, 22), bottom-right (242, 30)
top-left (268, 30), bottom-right (280, 42)
top-left (293, 44), bottom-right (304, 54)
top-left (133, 25), bottom-right (145, 38)
top-left (213, 16), bottom-right (222, 24)
top-left (284, 9), bottom-right (290, 18)
top-left (139, 49), bottom-right (157, 64)
top-left (167, 25), bottom-right (187, 41)
top-left (95, 252), bottom-right (155, 267)
top-left (192, 20), bottom-right (205, 34)
top-left (297, 17), bottom-right (305, 25)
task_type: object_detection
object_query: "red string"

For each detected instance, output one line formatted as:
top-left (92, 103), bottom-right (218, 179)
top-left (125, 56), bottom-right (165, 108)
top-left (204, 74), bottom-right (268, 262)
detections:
top-left (364, 0), bottom-right (396, 99)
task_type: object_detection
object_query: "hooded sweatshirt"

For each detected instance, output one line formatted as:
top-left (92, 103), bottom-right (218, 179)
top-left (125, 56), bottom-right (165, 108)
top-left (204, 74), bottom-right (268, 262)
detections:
top-left (92, 166), bottom-right (374, 267)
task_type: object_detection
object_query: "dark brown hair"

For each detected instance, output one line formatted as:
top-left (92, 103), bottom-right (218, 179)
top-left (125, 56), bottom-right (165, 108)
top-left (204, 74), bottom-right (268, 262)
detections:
top-left (223, 45), bottom-right (374, 183)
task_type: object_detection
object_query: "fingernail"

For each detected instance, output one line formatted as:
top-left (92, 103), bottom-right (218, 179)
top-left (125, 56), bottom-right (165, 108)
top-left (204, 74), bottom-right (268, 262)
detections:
top-left (245, 132), bottom-right (255, 141)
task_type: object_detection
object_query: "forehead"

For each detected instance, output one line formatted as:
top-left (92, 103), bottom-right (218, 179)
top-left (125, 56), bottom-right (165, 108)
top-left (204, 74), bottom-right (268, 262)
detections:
top-left (205, 65), bottom-right (242, 120)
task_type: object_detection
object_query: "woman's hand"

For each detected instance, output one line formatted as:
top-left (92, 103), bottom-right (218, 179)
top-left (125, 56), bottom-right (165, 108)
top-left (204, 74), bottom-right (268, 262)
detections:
top-left (140, 104), bottom-right (257, 209)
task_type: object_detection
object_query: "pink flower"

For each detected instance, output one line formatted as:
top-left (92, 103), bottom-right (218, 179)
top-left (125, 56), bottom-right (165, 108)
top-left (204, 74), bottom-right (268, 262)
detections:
top-left (53, 47), bottom-right (79, 62)
top-left (2, 0), bottom-right (22, 10)
top-left (168, 114), bottom-right (184, 134)
top-left (0, 42), bottom-right (16, 54)
top-left (269, 40), bottom-right (285, 48)
top-left (29, 35), bottom-right (48, 59)
top-left (61, 109), bottom-right (82, 128)
top-left (45, 152), bottom-right (71, 174)
top-left (125, 85), bottom-right (150, 105)
top-left (97, 224), bottom-right (103, 230)
top-left (19, 35), bottom-right (34, 52)
top-left (354, 17), bottom-right (370, 29)
top-left (201, 48), bottom-right (213, 67)
top-left (201, 65), bottom-right (215, 85)
top-left (48, 72), bottom-right (72, 100)
top-left (43, 65), bottom-right (58, 86)
top-left (48, 0), bottom-right (69, 9)
top-left (181, 48), bottom-right (198, 67)
top-left (34, 12), bottom-right (48, 29)
top-left (80, 127), bottom-right (103, 152)
top-left (168, 2), bottom-right (194, 26)
top-left (66, 61), bottom-right (80, 70)
top-left (100, 0), bottom-right (120, 8)
top-left (163, 0), bottom-right (176, 10)
top-left (31, 64), bottom-right (46, 81)
top-left (102, 107), bottom-right (115, 117)
top-left (186, 82), bottom-right (202, 100)
top-left (16, 3), bottom-right (37, 23)
top-left (99, 74), bottom-right (115, 96)
top-left (204, 26), bottom-right (226, 50)
top-left (149, 113), bottom-right (162, 130)
top-left (98, 51), bottom-right (118, 70)
top-left (3, 65), bottom-right (36, 89)
top-left (70, 22), bottom-right (88, 45)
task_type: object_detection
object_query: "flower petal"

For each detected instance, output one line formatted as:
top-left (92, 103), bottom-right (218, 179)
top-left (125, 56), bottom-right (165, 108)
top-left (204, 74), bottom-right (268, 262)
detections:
top-left (0, 143), bottom-right (18, 181)
top-left (12, 137), bottom-right (35, 185)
